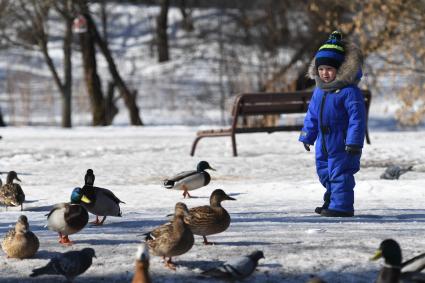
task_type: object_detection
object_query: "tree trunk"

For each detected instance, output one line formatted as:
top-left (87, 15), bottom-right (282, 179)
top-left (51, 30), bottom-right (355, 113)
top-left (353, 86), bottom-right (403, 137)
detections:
top-left (0, 108), bottom-right (6, 127)
top-left (62, 7), bottom-right (73, 128)
top-left (33, 1), bottom-right (74, 128)
top-left (105, 81), bottom-right (118, 125)
top-left (179, 0), bottom-right (194, 32)
top-left (79, 14), bottom-right (106, 126)
top-left (84, 12), bottom-right (143, 125)
top-left (157, 0), bottom-right (170, 62)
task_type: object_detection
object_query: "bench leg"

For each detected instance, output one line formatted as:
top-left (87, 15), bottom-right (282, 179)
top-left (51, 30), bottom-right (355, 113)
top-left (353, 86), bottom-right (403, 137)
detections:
top-left (190, 136), bottom-right (203, 156)
top-left (231, 134), bottom-right (237, 157)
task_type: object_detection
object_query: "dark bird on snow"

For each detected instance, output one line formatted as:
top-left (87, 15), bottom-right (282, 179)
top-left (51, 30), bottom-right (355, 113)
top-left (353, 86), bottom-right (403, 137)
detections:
top-left (163, 161), bottom-right (215, 198)
top-left (380, 165), bottom-right (413, 180)
top-left (0, 171), bottom-right (25, 211)
top-left (202, 250), bottom-right (264, 280)
top-left (76, 169), bottom-right (125, 225)
top-left (371, 239), bottom-right (425, 283)
top-left (30, 248), bottom-right (96, 282)
top-left (185, 189), bottom-right (235, 245)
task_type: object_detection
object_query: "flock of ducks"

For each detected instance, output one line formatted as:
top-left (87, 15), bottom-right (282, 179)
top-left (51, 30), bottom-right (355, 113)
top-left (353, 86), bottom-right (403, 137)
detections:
top-left (0, 162), bottom-right (424, 282)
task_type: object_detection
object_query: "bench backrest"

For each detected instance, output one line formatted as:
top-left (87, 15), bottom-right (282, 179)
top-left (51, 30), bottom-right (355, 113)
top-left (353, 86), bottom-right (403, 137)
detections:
top-left (232, 90), bottom-right (371, 118)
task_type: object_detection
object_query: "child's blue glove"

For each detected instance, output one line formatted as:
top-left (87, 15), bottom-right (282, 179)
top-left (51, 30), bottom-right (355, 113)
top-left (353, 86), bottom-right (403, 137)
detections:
top-left (303, 143), bottom-right (311, 152)
top-left (345, 145), bottom-right (362, 155)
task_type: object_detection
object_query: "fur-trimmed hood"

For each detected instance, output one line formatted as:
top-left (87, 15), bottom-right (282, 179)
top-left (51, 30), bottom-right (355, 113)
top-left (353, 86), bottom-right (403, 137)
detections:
top-left (308, 41), bottom-right (363, 92)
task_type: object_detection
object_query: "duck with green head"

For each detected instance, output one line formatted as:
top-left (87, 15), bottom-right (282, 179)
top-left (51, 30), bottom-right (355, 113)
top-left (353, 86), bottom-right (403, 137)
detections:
top-left (0, 171), bottom-right (25, 211)
top-left (77, 169), bottom-right (125, 226)
top-left (163, 161), bottom-right (216, 198)
top-left (371, 239), bottom-right (425, 283)
top-left (46, 188), bottom-right (89, 246)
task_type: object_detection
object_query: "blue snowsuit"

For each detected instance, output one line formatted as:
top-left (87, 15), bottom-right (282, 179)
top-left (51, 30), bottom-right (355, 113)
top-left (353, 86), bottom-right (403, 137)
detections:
top-left (299, 85), bottom-right (366, 213)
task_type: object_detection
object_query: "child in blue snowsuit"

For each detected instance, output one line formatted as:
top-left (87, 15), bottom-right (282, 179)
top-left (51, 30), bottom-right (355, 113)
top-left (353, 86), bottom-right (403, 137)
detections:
top-left (299, 31), bottom-right (366, 217)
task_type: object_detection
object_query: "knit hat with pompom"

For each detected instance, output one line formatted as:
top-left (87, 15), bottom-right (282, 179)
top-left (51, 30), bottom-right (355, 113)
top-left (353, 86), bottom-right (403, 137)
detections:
top-left (315, 31), bottom-right (345, 69)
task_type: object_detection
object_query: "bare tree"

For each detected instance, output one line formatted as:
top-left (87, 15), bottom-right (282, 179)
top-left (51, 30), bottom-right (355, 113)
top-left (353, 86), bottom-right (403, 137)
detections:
top-left (179, 0), bottom-right (194, 32)
top-left (156, 0), bottom-right (170, 62)
top-left (77, 0), bottom-right (143, 125)
top-left (0, 0), bottom-right (74, 127)
top-left (351, 0), bottom-right (425, 126)
top-left (77, 9), bottom-right (107, 126)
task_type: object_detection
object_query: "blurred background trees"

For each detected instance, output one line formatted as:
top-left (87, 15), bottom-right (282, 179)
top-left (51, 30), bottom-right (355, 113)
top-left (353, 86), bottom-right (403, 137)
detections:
top-left (0, 0), bottom-right (423, 127)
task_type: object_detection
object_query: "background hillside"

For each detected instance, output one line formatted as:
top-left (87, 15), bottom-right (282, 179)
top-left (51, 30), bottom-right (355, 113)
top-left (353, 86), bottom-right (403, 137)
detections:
top-left (0, 1), bottom-right (422, 129)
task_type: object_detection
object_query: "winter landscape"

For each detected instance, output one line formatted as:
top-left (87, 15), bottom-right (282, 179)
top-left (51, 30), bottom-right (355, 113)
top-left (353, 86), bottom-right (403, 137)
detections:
top-left (0, 1), bottom-right (424, 283)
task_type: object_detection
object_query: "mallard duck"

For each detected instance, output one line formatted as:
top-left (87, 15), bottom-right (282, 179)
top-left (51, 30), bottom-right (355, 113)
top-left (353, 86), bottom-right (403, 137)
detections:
top-left (1, 215), bottom-right (39, 259)
top-left (132, 243), bottom-right (152, 283)
top-left (163, 161), bottom-right (216, 198)
top-left (30, 248), bottom-right (96, 281)
top-left (0, 171), bottom-right (25, 211)
top-left (371, 239), bottom-right (425, 283)
top-left (78, 169), bottom-right (124, 225)
top-left (144, 202), bottom-right (194, 270)
top-left (186, 189), bottom-right (235, 245)
top-left (46, 188), bottom-right (89, 246)
top-left (202, 250), bottom-right (264, 280)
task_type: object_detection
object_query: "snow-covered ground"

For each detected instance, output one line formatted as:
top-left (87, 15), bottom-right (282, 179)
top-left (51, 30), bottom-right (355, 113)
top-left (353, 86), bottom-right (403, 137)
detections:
top-left (0, 126), bottom-right (424, 282)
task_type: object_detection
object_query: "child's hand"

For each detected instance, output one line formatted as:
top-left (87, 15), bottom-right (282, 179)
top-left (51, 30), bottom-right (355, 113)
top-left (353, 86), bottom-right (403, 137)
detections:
top-left (303, 143), bottom-right (311, 152)
top-left (345, 145), bottom-right (362, 155)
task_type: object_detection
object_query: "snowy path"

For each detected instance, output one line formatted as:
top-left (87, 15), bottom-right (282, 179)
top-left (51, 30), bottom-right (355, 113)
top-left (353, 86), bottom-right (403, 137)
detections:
top-left (0, 127), bottom-right (424, 282)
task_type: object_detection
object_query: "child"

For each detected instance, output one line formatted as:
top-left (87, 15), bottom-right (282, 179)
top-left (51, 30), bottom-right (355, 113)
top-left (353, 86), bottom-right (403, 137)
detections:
top-left (299, 31), bottom-right (366, 217)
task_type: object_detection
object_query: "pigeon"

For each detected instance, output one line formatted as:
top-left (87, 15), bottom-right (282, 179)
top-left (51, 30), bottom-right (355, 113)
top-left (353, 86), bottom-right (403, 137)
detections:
top-left (132, 243), bottom-right (152, 283)
top-left (202, 250), bottom-right (264, 280)
top-left (380, 165), bottom-right (413, 180)
top-left (371, 239), bottom-right (425, 283)
top-left (30, 248), bottom-right (96, 282)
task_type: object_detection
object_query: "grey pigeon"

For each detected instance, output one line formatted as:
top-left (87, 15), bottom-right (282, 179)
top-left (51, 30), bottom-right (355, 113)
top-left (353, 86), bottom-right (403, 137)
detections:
top-left (380, 165), bottom-right (413, 180)
top-left (201, 250), bottom-right (264, 280)
top-left (30, 248), bottom-right (96, 282)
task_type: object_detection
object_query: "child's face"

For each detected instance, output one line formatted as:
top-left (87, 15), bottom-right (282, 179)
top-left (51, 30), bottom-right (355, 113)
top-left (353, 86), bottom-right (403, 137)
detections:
top-left (318, 65), bottom-right (337, 83)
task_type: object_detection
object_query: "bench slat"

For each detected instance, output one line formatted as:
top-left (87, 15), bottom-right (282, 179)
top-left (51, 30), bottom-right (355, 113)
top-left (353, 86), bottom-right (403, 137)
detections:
top-left (239, 92), bottom-right (311, 102)
top-left (239, 103), bottom-right (308, 115)
top-left (235, 125), bottom-right (302, 133)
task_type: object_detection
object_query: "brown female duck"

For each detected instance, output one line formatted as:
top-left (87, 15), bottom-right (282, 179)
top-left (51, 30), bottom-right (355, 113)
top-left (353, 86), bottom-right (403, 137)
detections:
top-left (0, 171), bottom-right (24, 211)
top-left (144, 202), bottom-right (194, 270)
top-left (186, 189), bottom-right (235, 245)
top-left (1, 215), bottom-right (39, 258)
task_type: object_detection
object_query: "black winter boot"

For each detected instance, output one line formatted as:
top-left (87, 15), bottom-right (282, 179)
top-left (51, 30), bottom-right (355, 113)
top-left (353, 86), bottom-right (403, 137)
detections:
top-left (315, 191), bottom-right (331, 215)
top-left (320, 209), bottom-right (354, 217)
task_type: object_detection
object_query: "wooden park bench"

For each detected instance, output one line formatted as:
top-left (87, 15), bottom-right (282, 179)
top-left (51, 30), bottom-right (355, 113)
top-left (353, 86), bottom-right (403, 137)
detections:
top-left (190, 90), bottom-right (372, 157)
